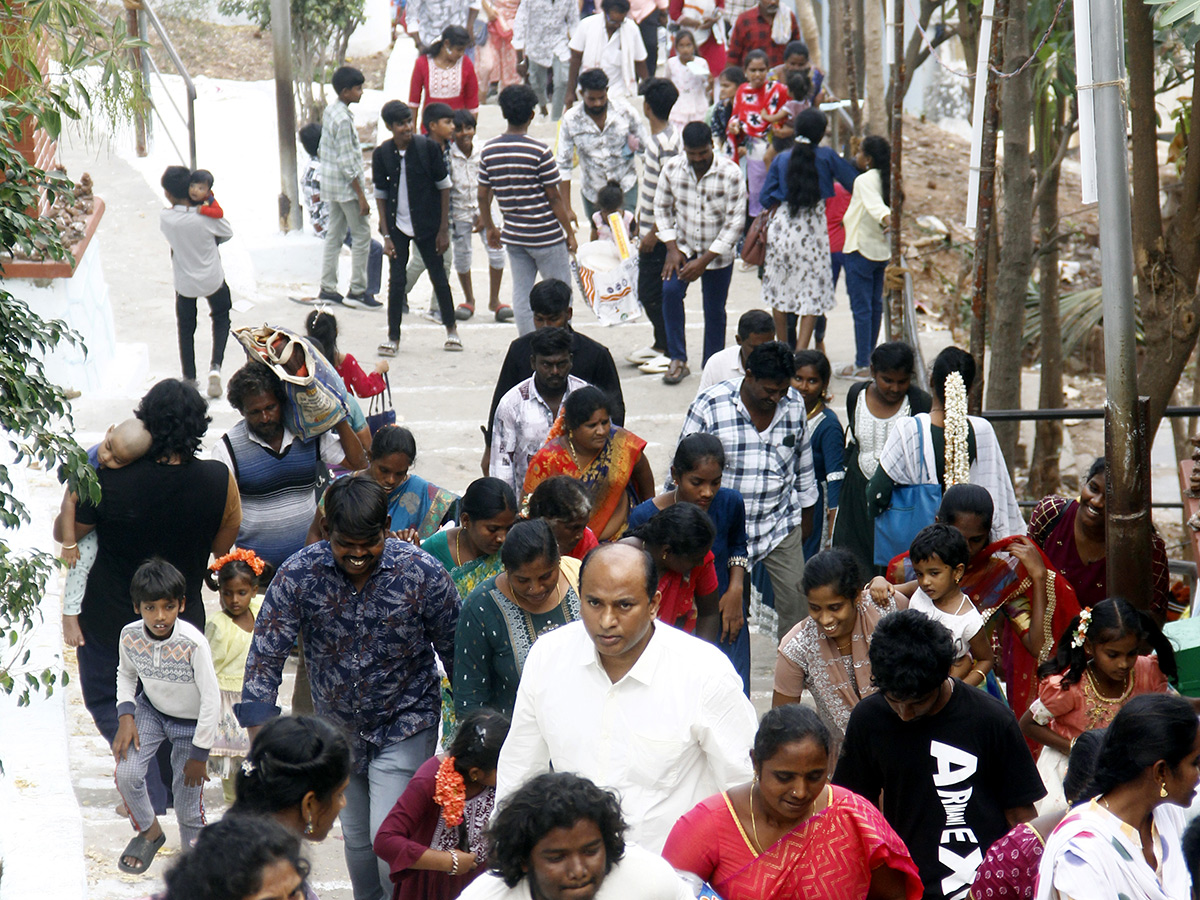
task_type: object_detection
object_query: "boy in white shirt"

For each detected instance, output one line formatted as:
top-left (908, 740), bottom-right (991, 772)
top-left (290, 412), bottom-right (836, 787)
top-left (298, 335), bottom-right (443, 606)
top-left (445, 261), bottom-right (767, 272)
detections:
top-left (450, 109), bottom-right (510, 321)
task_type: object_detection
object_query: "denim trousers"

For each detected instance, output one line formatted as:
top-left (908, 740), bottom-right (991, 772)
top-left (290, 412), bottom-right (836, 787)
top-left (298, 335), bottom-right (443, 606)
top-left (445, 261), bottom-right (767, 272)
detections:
top-left (661, 263), bottom-right (733, 365)
top-left (843, 251), bottom-right (887, 367)
top-left (341, 726), bottom-right (437, 900)
top-left (529, 57), bottom-right (568, 120)
top-left (505, 240), bottom-right (572, 336)
top-left (323, 199), bottom-right (371, 295)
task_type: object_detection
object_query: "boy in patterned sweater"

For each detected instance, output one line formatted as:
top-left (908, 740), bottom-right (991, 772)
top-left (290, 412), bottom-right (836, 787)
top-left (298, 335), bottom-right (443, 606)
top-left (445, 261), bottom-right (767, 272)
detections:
top-left (112, 559), bottom-right (220, 875)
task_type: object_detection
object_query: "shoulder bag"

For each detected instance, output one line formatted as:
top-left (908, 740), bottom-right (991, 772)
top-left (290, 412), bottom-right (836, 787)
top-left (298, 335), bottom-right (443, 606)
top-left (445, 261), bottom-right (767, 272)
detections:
top-left (872, 415), bottom-right (942, 567)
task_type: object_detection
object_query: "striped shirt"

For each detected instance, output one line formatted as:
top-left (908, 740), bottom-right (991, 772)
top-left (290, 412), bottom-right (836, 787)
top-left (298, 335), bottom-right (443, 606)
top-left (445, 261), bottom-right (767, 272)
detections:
top-left (639, 123), bottom-right (681, 229)
top-left (479, 133), bottom-right (566, 248)
top-left (679, 378), bottom-right (819, 562)
top-left (318, 99), bottom-right (363, 203)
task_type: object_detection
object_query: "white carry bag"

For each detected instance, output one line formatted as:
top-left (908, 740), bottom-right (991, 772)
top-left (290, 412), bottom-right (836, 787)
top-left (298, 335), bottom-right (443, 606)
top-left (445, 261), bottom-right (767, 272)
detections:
top-left (572, 212), bottom-right (642, 326)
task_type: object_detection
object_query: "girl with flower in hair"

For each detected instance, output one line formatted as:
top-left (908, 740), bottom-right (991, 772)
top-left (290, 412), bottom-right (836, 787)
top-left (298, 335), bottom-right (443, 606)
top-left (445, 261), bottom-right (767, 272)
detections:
top-left (374, 708), bottom-right (510, 900)
top-left (1019, 597), bottom-right (1179, 811)
top-left (866, 346), bottom-right (1025, 543)
top-left (204, 548), bottom-right (271, 801)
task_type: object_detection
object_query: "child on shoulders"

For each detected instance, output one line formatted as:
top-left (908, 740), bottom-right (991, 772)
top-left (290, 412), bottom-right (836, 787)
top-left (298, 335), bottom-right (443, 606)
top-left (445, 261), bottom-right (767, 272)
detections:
top-left (113, 559), bottom-right (220, 874)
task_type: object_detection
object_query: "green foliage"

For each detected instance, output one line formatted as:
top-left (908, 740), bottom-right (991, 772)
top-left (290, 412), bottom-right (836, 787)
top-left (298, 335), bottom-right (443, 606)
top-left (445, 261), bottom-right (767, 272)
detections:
top-left (1023, 285), bottom-right (1146, 356)
top-left (0, 0), bottom-right (141, 708)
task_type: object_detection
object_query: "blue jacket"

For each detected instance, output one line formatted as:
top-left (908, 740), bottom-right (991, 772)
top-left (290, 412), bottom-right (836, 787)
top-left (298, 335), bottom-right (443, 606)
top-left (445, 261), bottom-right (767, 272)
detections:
top-left (760, 145), bottom-right (860, 208)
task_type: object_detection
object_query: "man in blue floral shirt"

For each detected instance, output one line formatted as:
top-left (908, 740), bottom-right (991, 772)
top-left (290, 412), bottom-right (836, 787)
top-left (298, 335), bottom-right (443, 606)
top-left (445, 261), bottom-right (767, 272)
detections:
top-left (238, 477), bottom-right (459, 900)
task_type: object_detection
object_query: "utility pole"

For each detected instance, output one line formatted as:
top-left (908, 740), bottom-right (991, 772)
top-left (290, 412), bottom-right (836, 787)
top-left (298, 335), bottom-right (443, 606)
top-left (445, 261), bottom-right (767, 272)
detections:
top-left (1087, 0), bottom-right (1153, 610)
top-left (270, 0), bottom-right (302, 232)
top-left (886, 0), bottom-right (904, 341)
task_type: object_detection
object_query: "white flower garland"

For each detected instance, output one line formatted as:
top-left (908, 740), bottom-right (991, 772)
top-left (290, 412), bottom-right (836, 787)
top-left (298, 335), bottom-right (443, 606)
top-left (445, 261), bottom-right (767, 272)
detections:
top-left (944, 371), bottom-right (970, 486)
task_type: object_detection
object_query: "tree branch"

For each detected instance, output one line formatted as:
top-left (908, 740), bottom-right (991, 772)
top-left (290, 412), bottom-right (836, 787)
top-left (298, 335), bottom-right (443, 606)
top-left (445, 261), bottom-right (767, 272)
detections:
top-left (1031, 109), bottom-right (1078, 212)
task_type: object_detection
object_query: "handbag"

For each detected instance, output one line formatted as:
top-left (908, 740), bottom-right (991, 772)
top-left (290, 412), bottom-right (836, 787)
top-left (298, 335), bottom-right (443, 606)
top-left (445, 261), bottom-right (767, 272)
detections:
top-left (740, 206), bottom-right (774, 267)
top-left (873, 416), bottom-right (942, 567)
top-left (365, 374), bottom-right (396, 436)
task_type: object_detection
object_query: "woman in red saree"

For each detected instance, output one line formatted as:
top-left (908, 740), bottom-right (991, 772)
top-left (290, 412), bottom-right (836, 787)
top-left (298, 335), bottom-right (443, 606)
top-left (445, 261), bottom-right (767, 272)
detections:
top-left (882, 484), bottom-right (1080, 720)
top-left (663, 704), bottom-right (922, 900)
top-left (522, 386), bottom-right (654, 541)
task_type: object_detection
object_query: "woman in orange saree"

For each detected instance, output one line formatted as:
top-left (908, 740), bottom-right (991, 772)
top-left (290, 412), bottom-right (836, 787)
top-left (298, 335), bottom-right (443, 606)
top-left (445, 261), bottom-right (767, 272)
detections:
top-left (663, 705), bottom-right (922, 900)
top-left (523, 386), bottom-right (654, 541)
top-left (883, 484), bottom-right (1081, 720)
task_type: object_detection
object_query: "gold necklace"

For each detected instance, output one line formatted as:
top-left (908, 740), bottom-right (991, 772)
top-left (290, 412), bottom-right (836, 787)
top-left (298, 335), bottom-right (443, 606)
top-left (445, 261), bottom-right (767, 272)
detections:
top-left (1085, 665), bottom-right (1133, 704)
top-left (749, 784), bottom-right (766, 854)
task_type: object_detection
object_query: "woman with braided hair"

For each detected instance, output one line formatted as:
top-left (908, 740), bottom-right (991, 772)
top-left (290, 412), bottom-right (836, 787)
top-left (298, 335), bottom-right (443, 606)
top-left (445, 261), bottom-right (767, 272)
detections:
top-left (866, 346), bottom-right (1025, 544)
top-left (374, 709), bottom-right (511, 900)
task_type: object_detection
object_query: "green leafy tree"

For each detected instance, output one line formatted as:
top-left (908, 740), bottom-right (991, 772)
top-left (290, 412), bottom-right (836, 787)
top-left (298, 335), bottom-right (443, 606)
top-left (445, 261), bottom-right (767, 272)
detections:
top-left (216, 0), bottom-right (367, 122)
top-left (0, 0), bottom-right (144, 707)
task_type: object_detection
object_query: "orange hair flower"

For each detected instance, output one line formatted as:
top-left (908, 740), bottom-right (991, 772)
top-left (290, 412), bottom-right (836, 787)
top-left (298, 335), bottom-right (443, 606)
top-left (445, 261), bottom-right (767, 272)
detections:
top-left (210, 547), bottom-right (266, 576)
top-left (433, 755), bottom-right (466, 827)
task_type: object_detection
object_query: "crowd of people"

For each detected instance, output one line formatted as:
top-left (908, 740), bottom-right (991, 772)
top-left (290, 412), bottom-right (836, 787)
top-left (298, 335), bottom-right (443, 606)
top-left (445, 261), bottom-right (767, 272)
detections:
top-left (74, 2), bottom-right (1200, 899)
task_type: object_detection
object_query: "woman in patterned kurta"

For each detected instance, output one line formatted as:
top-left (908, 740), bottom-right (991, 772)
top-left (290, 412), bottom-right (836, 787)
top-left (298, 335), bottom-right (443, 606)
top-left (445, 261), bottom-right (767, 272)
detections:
top-left (452, 520), bottom-right (579, 719)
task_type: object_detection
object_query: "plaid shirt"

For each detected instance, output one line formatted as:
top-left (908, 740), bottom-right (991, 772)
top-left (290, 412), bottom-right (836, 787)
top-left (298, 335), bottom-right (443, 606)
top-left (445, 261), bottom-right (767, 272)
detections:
top-left (555, 100), bottom-right (647, 203)
top-left (654, 152), bottom-right (746, 269)
top-left (318, 99), bottom-right (363, 203)
top-left (723, 0), bottom-right (758, 24)
top-left (301, 156), bottom-right (329, 237)
top-left (680, 378), bottom-right (819, 562)
top-left (726, 6), bottom-right (799, 67)
top-left (237, 540), bottom-right (459, 774)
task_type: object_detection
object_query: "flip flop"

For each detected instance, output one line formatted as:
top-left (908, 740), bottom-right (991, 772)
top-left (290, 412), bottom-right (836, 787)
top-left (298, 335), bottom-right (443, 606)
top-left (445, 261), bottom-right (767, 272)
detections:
top-left (493, 305), bottom-right (515, 323)
top-left (456, 303), bottom-right (475, 321)
top-left (444, 335), bottom-right (464, 352)
top-left (378, 340), bottom-right (399, 358)
top-left (117, 830), bottom-right (166, 874)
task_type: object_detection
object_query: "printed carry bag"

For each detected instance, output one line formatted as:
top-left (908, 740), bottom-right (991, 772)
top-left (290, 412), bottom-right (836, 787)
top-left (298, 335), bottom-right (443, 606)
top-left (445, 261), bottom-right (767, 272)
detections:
top-left (573, 213), bottom-right (641, 325)
top-left (365, 373), bottom-right (396, 435)
top-left (873, 416), bottom-right (942, 566)
top-left (234, 325), bottom-right (349, 440)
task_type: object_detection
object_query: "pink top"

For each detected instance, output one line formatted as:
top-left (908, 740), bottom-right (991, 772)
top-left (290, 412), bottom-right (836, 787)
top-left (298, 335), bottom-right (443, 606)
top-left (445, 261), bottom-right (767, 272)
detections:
top-left (1033, 655), bottom-right (1170, 741)
top-left (630, 0), bottom-right (669, 23)
top-left (409, 54), bottom-right (480, 113)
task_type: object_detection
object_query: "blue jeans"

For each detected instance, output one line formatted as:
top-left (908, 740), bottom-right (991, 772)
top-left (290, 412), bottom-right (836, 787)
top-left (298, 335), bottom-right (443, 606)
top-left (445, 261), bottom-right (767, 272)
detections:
top-left (341, 726), bottom-right (437, 900)
top-left (344, 230), bottom-right (383, 299)
top-left (662, 263), bottom-right (733, 366)
top-left (506, 241), bottom-right (572, 336)
top-left (529, 57), bottom-right (568, 121)
top-left (844, 251), bottom-right (887, 367)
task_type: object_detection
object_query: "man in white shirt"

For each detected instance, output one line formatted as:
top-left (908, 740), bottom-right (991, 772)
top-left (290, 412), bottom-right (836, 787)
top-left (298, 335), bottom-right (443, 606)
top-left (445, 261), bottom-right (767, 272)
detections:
top-left (695, 308), bottom-right (777, 395)
top-left (463, 771), bottom-right (693, 900)
top-left (566, 0), bottom-right (649, 105)
top-left (495, 542), bottom-right (757, 852)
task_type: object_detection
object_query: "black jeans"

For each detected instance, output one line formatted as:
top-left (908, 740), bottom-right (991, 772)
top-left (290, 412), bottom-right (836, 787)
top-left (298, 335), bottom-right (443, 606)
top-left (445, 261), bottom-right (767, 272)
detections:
top-left (639, 13), bottom-right (660, 78)
top-left (175, 281), bottom-right (231, 381)
top-left (637, 241), bottom-right (669, 352)
top-left (386, 225), bottom-right (455, 341)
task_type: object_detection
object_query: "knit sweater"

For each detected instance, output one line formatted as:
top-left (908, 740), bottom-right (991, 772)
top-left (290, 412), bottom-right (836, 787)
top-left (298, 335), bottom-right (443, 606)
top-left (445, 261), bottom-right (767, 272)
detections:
top-left (116, 618), bottom-right (221, 761)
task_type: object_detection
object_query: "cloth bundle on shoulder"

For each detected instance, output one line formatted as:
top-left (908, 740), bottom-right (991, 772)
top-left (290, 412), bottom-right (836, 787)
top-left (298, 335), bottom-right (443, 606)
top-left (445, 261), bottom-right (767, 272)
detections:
top-left (234, 325), bottom-right (349, 440)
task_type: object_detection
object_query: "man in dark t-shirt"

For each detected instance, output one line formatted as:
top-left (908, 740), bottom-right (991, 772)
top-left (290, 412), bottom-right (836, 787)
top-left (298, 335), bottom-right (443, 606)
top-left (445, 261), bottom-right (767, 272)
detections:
top-left (833, 609), bottom-right (1045, 900)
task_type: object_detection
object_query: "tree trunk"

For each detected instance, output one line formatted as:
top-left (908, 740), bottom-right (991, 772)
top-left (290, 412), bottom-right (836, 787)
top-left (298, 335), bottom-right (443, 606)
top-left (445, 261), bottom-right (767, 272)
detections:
top-left (864, 0), bottom-right (887, 135)
top-left (795, 0), bottom-right (823, 67)
top-left (985, 0), bottom-right (1033, 471)
top-left (1029, 154), bottom-right (1063, 498)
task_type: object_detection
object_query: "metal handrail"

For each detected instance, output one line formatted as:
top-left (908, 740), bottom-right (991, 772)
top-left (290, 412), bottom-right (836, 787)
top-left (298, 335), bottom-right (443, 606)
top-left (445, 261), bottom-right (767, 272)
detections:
top-left (902, 271), bottom-right (930, 393)
top-left (136, 0), bottom-right (197, 169)
top-left (980, 406), bottom-right (1200, 422)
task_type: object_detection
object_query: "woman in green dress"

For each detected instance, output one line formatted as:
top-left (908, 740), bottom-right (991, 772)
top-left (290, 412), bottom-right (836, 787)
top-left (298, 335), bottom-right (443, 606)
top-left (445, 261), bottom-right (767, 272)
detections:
top-left (422, 477), bottom-right (518, 600)
top-left (452, 518), bottom-right (580, 718)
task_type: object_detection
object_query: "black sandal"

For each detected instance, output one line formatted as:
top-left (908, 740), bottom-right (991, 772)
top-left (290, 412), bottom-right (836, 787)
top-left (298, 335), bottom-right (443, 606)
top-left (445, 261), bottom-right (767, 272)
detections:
top-left (117, 830), bottom-right (166, 874)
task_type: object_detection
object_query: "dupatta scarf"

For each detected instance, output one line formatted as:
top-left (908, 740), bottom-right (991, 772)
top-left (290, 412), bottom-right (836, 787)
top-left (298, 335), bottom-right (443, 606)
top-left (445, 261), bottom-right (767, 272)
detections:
top-left (387, 474), bottom-right (458, 543)
top-left (886, 535), bottom-right (1080, 719)
top-left (523, 419), bottom-right (647, 539)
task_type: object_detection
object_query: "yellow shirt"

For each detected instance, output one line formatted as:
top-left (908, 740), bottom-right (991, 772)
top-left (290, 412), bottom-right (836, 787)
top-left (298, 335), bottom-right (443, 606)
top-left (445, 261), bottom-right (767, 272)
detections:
top-left (204, 598), bottom-right (262, 692)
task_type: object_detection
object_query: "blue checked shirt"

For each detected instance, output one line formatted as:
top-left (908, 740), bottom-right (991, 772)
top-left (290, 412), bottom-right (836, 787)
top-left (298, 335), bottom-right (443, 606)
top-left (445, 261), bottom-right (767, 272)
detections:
top-left (679, 378), bottom-right (819, 562)
top-left (318, 99), bottom-right (363, 203)
top-left (238, 540), bottom-right (459, 773)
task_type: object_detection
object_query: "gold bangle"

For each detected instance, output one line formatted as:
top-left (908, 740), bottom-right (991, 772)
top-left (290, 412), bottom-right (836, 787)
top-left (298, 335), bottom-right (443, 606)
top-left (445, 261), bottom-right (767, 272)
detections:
top-left (61, 543), bottom-right (77, 550)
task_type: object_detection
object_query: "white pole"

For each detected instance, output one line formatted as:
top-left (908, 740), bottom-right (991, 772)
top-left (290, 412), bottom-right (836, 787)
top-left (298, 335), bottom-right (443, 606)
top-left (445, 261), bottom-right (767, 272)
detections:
top-left (964, 0), bottom-right (995, 228)
top-left (1073, 0), bottom-right (1098, 202)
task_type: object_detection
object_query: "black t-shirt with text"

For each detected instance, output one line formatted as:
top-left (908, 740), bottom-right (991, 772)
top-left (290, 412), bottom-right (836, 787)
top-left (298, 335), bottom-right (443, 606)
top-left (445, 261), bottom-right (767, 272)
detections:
top-left (832, 680), bottom-right (1045, 900)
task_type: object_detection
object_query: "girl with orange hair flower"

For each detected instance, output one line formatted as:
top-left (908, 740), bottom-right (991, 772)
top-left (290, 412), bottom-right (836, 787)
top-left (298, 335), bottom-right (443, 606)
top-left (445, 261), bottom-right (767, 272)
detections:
top-left (204, 548), bottom-right (271, 802)
top-left (375, 708), bottom-right (510, 900)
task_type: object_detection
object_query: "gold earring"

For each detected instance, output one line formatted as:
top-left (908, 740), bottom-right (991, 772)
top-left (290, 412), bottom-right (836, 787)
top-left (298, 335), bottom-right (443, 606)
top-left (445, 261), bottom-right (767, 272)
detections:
top-left (1160, 782), bottom-right (1169, 798)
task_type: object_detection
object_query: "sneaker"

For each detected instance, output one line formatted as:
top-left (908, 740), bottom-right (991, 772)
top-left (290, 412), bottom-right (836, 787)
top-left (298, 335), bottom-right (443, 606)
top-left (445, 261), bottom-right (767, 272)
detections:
top-left (344, 293), bottom-right (383, 310)
top-left (207, 370), bottom-right (222, 399)
top-left (625, 346), bottom-right (660, 364)
top-left (317, 288), bottom-right (344, 303)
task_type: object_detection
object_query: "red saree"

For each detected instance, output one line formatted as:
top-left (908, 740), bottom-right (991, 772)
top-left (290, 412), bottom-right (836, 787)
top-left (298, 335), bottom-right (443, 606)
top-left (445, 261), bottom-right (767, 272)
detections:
top-left (663, 785), bottom-right (922, 900)
top-left (523, 423), bottom-right (647, 539)
top-left (886, 536), bottom-right (1081, 720)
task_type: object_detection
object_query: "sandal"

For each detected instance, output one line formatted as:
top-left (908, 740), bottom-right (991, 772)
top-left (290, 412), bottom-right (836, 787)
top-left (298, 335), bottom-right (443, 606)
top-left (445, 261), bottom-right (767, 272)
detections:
top-left (455, 303), bottom-right (475, 321)
top-left (663, 361), bottom-right (691, 385)
top-left (117, 830), bottom-right (166, 874)
top-left (493, 305), bottom-right (514, 323)
top-left (378, 340), bottom-right (399, 358)
top-left (444, 335), bottom-right (464, 352)
top-left (835, 363), bottom-right (871, 379)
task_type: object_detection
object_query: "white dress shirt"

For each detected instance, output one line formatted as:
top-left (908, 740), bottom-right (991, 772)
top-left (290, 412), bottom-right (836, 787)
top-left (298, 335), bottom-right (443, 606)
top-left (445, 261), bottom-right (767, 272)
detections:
top-left (496, 620), bottom-right (757, 852)
top-left (695, 344), bottom-right (745, 395)
top-left (459, 845), bottom-right (693, 900)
